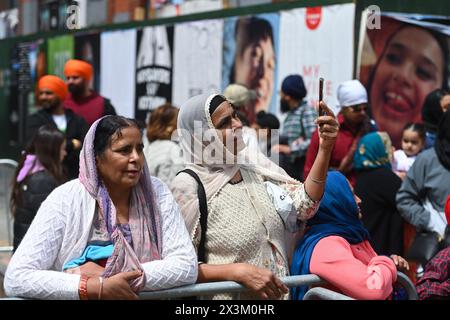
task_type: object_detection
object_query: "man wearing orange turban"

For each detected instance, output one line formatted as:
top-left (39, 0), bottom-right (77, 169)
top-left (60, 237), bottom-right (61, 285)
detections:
top-left (64, 59), bottom-right (93, 82)
top-left (26, 74), bottom-right (89, 179)
top-left (64, 59), bottom-right (116, 126)
top-left (38, 75), bottom-right (68, 102)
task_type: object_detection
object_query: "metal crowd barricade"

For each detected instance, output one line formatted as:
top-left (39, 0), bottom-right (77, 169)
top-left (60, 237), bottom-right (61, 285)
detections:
top-left (1, 272), bottom-right (418, 300)
top-left (396, 271), bottom-right (419, 300)
top-left (304, 287), bottom-right (354, 300)
top-left (0, 159), bottom-right (17, 252)
top-left (302, 271), bottom-right (418, 300)
top-left (138, 272), bottom-right (417, 300)
top-left (139, 274), bottom-right (326, 300)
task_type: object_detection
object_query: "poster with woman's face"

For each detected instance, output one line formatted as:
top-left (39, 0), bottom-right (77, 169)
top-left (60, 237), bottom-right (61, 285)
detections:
top-left (222, 14), bottom-right (280, 118)
top-left (358, 14), bottom-right (449, 148)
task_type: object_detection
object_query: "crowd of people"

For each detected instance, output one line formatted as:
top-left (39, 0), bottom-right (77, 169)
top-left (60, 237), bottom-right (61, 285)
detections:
top-left (3, 53), bottom-right (450, 300)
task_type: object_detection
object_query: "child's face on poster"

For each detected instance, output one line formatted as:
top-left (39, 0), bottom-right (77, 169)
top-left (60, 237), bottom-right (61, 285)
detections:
top-left (234, 37), bottom-right (275, 114)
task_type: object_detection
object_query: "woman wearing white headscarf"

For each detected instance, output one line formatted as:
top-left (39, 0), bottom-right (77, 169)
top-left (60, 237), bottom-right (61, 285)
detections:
top-left (171, 93), bottom-right (339, 299)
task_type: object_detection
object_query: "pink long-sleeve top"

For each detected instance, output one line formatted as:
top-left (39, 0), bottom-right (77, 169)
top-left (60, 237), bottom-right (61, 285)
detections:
top-left (310, 236), bottom-right (397, 300)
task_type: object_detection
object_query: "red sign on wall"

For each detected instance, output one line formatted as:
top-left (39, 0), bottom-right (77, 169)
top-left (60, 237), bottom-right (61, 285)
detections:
top-left (306, 7), bottom-right (322, 30)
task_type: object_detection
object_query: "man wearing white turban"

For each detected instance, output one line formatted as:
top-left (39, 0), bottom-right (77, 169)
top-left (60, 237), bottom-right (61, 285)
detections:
top-left (304, 79), bottom-right (377, 187)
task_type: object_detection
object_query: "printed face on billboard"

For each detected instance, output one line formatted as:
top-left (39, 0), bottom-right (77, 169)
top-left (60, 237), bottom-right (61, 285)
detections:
top-left (359, 15), bottom-right (449, 148)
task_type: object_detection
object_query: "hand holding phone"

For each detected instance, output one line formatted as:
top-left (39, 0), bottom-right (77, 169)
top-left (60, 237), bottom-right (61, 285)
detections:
top-left (318, 77), bottom-right (325, 116)
top-left (315, 78), bottom-right (339, 152)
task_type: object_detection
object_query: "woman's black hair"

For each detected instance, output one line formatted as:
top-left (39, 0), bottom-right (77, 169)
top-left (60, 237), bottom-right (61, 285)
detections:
top-left (427, 28), bottom-right (449, 91)
top-left (209, 94), bottom-right (227, 116)
top-left (11, 124), bottom-right (66, 213)
top-left (94, 116), bottom-right (141, 157)
top-left (256, 110), bottom-right (280, 129)
top-left (421, 89), bottom-right (445, 133)
top-left (403, 122), bottom-right (426, 142)
top-left (435, 109), bottom-right (450, 170)
top-left (236, 110), bottom-right (250, 127)
top-left (229, 16), bottom-right (274, 84)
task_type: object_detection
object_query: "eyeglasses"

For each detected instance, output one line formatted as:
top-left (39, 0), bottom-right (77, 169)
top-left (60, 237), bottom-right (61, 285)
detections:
top-left (350, 104), bottom-right (367, 113)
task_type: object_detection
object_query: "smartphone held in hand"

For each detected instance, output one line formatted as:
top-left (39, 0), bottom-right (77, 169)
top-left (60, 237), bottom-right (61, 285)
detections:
top-left (318, 77), bottom-right (326, 116)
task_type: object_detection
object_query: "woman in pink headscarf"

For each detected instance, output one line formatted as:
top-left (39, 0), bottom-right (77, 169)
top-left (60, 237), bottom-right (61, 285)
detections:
top-left (5, 115), bottom-right (197, 300)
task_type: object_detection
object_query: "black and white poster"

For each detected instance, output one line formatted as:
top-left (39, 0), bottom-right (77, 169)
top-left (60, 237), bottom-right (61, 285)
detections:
top-left (9, 41), bottom-right (37, 147)
top-left (135, 25), bottom-right (174, 123)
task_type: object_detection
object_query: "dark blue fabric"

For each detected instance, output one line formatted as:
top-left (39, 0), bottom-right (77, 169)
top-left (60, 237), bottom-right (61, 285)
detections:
top-left (290, 171), bottom-right (370, 300)
top-left (425, 132), bottom-right (436, 150)
top-left (281, 74), bottom-right (307, 100)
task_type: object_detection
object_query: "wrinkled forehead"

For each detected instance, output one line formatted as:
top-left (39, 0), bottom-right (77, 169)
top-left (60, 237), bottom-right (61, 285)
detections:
top-left (109, 125), bottom-right (142, 143)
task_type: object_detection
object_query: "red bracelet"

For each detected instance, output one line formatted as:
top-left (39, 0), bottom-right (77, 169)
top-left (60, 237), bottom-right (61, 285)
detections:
top-left (79, 275), bottom-right (89, 300)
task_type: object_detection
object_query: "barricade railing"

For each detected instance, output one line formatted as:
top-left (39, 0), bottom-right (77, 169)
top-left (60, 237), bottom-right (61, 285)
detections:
top-left (0, 159), bottom-right (17, 252)
top-left (303, 271), bottom-right (418, 300)
top-left (303, 287), bottom-right (354, 300)
top-left (0, 272), bottom-right (418, 300)
top-left (396, 271), bottom-right (419, 300)
top-left (138, 272), bottom-right (417, 300)
top-left (139, 274), bottom-right (326, 300)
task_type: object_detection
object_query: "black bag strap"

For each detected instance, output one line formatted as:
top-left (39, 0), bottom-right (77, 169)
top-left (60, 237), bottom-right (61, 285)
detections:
top-left (177, 169), bottom-right (208, 262)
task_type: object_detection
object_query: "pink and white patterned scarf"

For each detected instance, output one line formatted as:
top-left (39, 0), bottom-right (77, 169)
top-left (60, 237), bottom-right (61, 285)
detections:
top-left (79, 116), bottom-right (162, 291)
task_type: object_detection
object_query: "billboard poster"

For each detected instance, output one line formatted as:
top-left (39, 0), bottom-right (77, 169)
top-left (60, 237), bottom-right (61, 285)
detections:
top-left (278, 4), bottom-right (355, 118)
top-left (222, 13), bottom-right (280, 121)
top-left (8, 41), bottom-right (41, 147)
top-left (172, 19), bottom-right (223, 108)
top-left (100, 29), bottom-right (137, 118)
top-left (75, 32), bottom-right (101, 91)
top-left (357, 13), bottom-right (449, 148)
top-left (47, 35), bottom-right (74, 79)
top-left (135, 25), bottom-right (174, 123)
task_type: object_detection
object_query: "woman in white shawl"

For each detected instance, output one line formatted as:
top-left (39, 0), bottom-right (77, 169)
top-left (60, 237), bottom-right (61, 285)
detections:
top-left (5, 116), bottom-right (197, 300)
top-left (171, 93), bottom-right (339, 299)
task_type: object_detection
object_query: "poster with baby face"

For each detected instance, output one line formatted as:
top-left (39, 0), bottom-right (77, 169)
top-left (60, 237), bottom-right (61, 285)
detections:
top-left (222, 13), bottom-right (280, 121)
top-left (358, 13), bottom-right (449, 148)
